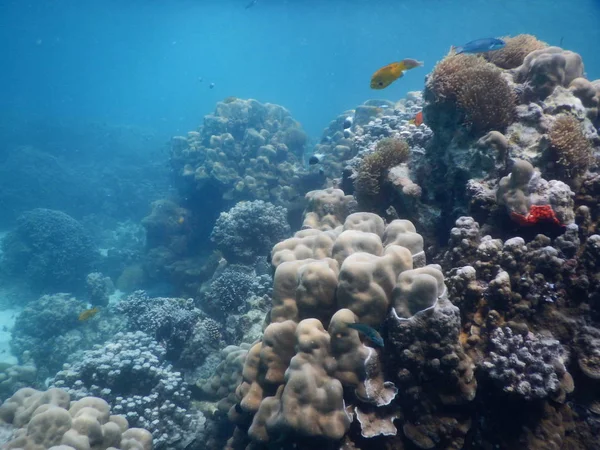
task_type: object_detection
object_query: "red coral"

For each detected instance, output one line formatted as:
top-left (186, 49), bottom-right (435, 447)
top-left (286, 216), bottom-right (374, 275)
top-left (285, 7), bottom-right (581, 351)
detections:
top-left (510, 205), bottom-right (563, 227)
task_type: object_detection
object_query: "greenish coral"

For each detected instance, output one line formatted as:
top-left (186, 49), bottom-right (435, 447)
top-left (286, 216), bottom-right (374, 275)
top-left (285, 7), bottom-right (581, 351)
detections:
top-left (427, 54), bottom-right (516, 135)
top-left (354, 137), bottom-right (410, 207)
top-left (548, 115), bottom-right (593, 184)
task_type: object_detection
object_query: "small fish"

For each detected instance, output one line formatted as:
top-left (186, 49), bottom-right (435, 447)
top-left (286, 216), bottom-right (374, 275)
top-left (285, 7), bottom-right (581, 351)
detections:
top-left (245, 0), bottom-right (257, 8)
top-left (343, 116), bottom-right (353, 130)
top-left (370, 59), bottom-right (424, 90)
top-left (346, 323), bottom-right (384, 347)
top-left (78, 307), bottom-right (100, 321)
top-left (453, 38), bottom-right (505, 54)
top-left (177, 216), bottom-right (185, 224)
top-left (409, 111), bottom-right (424, 126)
top-left (209, 82), bottom-right (215, 89)
top-left (309, 153), bottom-right (325, 165)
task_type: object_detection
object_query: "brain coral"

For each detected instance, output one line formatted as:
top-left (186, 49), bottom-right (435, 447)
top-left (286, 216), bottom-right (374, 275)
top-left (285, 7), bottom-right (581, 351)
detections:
top-left (1, 208), bottom-right (98, 294)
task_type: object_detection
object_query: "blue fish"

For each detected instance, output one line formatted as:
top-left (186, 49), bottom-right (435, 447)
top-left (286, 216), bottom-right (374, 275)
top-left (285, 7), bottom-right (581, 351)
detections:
top-left (346, 323), bottom-right (384, 347)
top-left (454, 38), bottom-right (506, 54)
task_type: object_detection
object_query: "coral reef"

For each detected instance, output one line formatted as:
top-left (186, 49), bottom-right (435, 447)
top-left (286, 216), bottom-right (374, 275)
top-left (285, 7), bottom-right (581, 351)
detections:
top-left (514, 47), bottom-right (584, 101)
top-left (547, 115), bottom-right (593, 185)
top-left (210, 200), bottom-right (291, 263)
top-left (481, 327), bottom-right (571, 400)
top-left (220, 190), bottom-right (474, 449)
top-left (441, 214), bottom-right (600, 447)
top-left (394, 40), bottom-right (600, 244)
top-left (0, 354), bottom-right (37, 400)
top-left (86, 272), bottom-right (115, 307)
top-left (10, 293), bottom-right (125, 380)
top-left (116, 291), bottom-right (201, 361)
top-left (200, 265), bottom-right (272, 321)
top-left (169, 98), bottom-right (313, 245)
top-left (426, 53), bottom-right (516, 135)
top-left (1, 209), bottom-right (98, 294)
top-left (51, 331), bottom-right (204, 450)
top-left (354, 137), bottom-right (410, 209)
top-left (484, 34), bottom-right (548, 69)
top-left (0, 387), bottom-right (153, 450)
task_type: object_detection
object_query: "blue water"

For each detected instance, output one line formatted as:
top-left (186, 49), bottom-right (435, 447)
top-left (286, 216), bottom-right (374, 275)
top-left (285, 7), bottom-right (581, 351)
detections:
top-left (1, 0), bottom-right (599, 138)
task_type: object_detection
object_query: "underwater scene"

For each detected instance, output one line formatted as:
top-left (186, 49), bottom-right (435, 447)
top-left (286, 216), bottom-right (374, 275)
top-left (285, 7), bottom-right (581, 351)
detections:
top-left (1, 0), bottom-right (600, 448)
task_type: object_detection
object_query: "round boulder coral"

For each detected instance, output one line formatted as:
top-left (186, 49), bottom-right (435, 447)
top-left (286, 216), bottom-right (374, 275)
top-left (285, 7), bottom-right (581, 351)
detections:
top-left (210, 200), bottom-right (291, 263)
top-left (1, 208), bottom-right (98, 294)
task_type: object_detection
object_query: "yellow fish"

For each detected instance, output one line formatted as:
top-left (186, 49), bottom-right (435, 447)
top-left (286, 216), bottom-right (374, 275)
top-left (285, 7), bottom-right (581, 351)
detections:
top-left (78, 307), bottom-right (100, 321)
top-left (370, 58), bottom-right (424, 90)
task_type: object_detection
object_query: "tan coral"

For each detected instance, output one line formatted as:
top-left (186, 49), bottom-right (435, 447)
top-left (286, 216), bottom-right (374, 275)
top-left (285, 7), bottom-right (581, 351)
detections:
top-left (332, 230), bottom-right (384, 267)
top-left (0, 389), bottom-right (152, 450)
top-left (515, 47), bottom-right (584, 99)
top-left (235, 322), bottom-right (297, 418)
top-left (343, 212), bottom-right (385, 237)
top-left (382, 220), bottom-right (426, 267)
top-left (328, 309), bottom-right (370, 396)
top-left (337, 245), bottom-right (413, 326)
top-left (271, 258), bottom-right (339, 324)
top-left (271, 229), bottom-right (336, 268)
top-left (264, 319), bottom-right (351, 441)
top-left (302, 188), bottom-right (354, 231)
top-left (496, 159), bottom-right (534, 215)
top-left (392, 265), bottom-right (446, 320)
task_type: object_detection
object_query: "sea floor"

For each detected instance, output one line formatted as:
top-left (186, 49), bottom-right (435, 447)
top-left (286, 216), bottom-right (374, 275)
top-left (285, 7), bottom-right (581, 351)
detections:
top-left (0, 308), bottom-right (18, 365)
top-left (0, 231), bottom-right (19, 364)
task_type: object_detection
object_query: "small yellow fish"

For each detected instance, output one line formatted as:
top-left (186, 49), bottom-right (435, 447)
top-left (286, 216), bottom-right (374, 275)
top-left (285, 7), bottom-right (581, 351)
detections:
top-left (78, 307), bottom-right (100, 321)
top-left (177, 216), bottom-right (185, 224)
top-left (370, 58), bottom-right (424, 90)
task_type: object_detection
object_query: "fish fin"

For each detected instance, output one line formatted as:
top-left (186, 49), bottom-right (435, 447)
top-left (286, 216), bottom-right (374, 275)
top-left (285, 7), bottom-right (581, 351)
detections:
top-left (453, 46), bottom-right (463, 54)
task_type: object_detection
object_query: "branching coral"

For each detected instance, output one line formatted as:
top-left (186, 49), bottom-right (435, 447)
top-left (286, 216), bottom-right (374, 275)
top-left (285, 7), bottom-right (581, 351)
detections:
top-left (485, 34), bottom-right (548, 69)
top-left (547, 115), bottom-right (593, 184)
top-left (426, 54), bottom-right (516, 134)
top-left (354, 137), bottom-right (410, 207)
